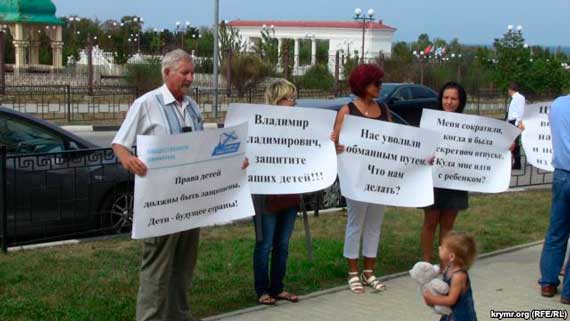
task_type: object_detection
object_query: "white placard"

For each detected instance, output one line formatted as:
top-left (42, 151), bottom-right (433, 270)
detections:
top-left (132, 123), bottom-right (254, 239)
top-left (420, 109), bottom-right (521, 193)
top-left (225, 103), bottom-right (337, 194)
top-left (338, 115), bottom-right (441, 207)
top-left (521, 102), bottom-right (554, 171)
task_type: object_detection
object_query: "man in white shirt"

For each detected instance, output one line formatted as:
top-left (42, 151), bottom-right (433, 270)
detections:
top-left (112, 49), bottom-right (204, 321)
top-left (507, 82), bottom-right (525, 170)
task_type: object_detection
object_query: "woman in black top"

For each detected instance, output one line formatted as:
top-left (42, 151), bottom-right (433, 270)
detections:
top-left (421, 81), bottom-right (469, 262)
top-left (332, 64), bottom-right (392, 294)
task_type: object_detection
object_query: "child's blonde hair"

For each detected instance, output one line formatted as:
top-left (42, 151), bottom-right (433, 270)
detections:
top-left (442, 231), bottom-right (477, 269)
top-left (264, 79), bottom-right (297, 105)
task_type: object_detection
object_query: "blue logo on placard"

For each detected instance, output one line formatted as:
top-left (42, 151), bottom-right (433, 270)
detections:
top-left (212, 131), bottom-right (241, 156)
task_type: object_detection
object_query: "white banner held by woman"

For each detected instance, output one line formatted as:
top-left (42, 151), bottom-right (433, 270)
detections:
top-left (338, 115), bottom-right (441, 207)
top-left (132, 123), bottom-right (254, 239)
top-left (420, 109), bottom-right (521, 193)
top-left (521, 102), bottom-right (554, 172)
top-left (225, 103), bottom-right (337, 194)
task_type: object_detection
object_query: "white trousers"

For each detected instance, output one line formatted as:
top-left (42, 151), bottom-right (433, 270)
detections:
top-left (343, 198), bottom-right (386, 259)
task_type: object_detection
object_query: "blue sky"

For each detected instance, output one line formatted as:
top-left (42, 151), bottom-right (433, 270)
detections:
top-left (52, 0), bottom-right (570, 46)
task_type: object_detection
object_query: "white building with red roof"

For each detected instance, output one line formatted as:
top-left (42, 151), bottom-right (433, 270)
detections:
top-left (228, 19), bottom-right (396, 74)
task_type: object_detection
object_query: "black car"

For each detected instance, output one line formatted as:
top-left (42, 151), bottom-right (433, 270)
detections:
top-left (297, 83), bottom-right (439, 126)
top-left (0, 107), bottom-right (133, 246)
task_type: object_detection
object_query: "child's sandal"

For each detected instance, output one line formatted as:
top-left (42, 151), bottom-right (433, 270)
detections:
top-left (360, 270), bottom-right (386, 292)
top-left (348, 272), bottom-right (364, 294)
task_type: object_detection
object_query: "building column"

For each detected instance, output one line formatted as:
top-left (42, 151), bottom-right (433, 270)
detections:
top-left (29, 28), bottom-right (41, 65)
top-left (293, 38), bottom-right (300, 70)
top-left (311, 38), bottom-right (317, 65)
top-left (13, 41), bottom-right (28, 73)
top-left (51, 26), bottom-right (63, 70)
top-left (12, 23), bottom-right (28, 73)
top-left (277, 38), bottom-right (282, 59)
top-left (277, 38), bottom-right (283, 68)
top-left (246, 37), bottom-right (255, 53)
top-left (51, 41), bottom-right (63, 69)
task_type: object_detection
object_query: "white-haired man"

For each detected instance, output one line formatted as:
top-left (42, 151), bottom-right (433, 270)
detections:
top-left (112, 49), bottom-right (204, 321)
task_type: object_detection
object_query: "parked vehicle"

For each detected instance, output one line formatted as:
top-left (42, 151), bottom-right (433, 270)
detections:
top-left (297, 83), bottom-right (439, 126)
top-left (0, 107), bottom-right (133, 246)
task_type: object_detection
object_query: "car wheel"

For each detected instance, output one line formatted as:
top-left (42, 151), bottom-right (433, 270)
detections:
top-left (101, 187), bottom-right (134, 233)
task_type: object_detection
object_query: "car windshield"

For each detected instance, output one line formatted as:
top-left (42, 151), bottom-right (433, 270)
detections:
top-left (379, 84), bottom-right (397, 98)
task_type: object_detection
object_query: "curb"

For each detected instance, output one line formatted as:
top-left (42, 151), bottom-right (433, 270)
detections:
top-left (7, 233), bottom-right (129, 252)
top-left (204, 240), bottom-right (545, 321)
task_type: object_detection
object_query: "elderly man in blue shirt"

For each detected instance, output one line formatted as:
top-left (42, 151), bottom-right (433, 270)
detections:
top-left (539, 94), bottom-right (570, 305)
top-left (112, 49), bottom-right (248, 321)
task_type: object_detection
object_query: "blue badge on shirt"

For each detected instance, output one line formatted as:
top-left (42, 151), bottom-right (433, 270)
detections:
top-left (212, 131), bottom-right (240, 156)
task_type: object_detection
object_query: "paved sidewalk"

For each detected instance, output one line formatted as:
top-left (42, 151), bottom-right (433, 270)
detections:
top-left (206, 242), bottom-right (569, 321)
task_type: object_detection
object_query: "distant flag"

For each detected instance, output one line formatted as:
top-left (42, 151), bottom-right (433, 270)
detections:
top-left (441, 47), bottom-right (446, 55)
top-left (424, 45), bottom-right (432, 55)
top-left (435, 47), bottom-right (442, 56)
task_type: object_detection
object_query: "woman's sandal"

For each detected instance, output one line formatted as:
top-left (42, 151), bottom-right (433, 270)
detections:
top-left (360, 269), bottom-right (386, 292)
top-left (275, 291), bottom-right (299, 303)
top-left (258, 293), bottom-right (276, 305)
top-left (348, 272), bottom-right (365, 294)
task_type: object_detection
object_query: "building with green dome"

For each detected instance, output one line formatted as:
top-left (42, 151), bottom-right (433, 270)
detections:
top-left (0, 0), bottom-right (64, 71)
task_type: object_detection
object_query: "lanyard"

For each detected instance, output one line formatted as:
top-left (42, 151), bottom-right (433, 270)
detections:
top-left (173, 103), bottom-right (187, 127)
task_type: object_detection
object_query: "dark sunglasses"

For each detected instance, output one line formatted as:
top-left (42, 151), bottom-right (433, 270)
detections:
top-left (375, 80), bottom-right (383, 87)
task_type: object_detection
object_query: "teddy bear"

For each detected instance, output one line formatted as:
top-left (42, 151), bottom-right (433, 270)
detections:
top-left (409, 261), bottom-right (452, 316)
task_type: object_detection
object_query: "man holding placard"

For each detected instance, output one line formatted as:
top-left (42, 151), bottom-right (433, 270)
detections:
top-left (112, 49), bottom-right (207, 321)
top-left (538, 94), bottom-right (570, 305)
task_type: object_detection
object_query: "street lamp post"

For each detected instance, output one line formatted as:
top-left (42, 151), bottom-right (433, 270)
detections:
top-left (133, 17), bottom-right (143, 53)
top-left (191, 32), bottom-right (202, 56)
top-left (450, 53), bottom-right (462, 82)
top-left (353, 8), bottom-right (374, 64)
top-left (213, 0), bottom-right (220, 118)
top-left (175, 21), bottom-right (190, 49)
top-left (413, 50), bottom-right (425, 85)
top-left (67, 16), bottom-right (81, 49)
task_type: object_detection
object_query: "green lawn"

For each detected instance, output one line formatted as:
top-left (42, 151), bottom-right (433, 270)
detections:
top-left (0, 189), bottom-right (552, 321)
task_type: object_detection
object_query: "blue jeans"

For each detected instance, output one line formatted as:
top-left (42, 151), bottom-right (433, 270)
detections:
top-left (253, 207), bottom-right (297, 298)
top-left (539, 169), bottom-right (570, 298)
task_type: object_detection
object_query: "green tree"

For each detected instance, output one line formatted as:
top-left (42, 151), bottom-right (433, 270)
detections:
top-left (195, 27), bottom-right (213, 57)
top-left (391, 41), bottom-right (413, 63)
top-left (316, 40), bottom-right (329, 65)
top-left (254, 28), bottom-right (278, 68)
top-left (432, 38), bottom-right (447, 51)
top-left (492, 28), bottom-right (531, 90)
top-left (342, 52), bottom-right (359, 81)
top-left (222, 54), bottom-right (271, 96)
top-left (298, 64), bottom-right (334, 90)
top-left (124, 57), bottom-right (162, 95)
top-left (414, 33), bottom-right (432, 52)
top-left (218, 22), bottom-right (245, 64)
top-left (448, 38), bottom-right (462, 55)
top-left (527, 58), bottom-right (566, 95)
